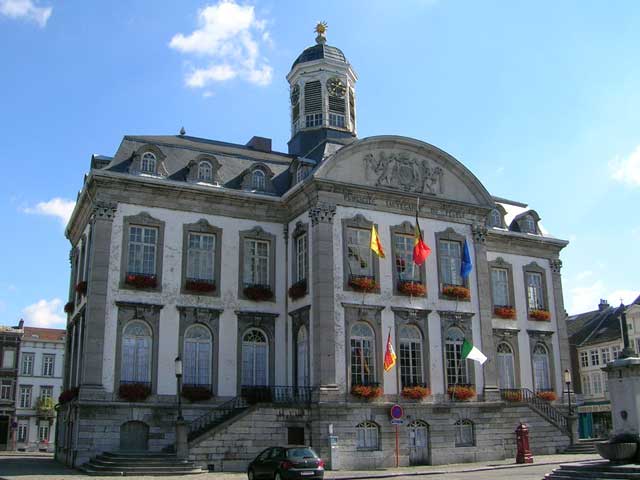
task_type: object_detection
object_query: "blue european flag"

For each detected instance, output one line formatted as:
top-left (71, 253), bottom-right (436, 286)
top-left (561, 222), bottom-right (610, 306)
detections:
top-left (460, 240), bottom-right (472, 279)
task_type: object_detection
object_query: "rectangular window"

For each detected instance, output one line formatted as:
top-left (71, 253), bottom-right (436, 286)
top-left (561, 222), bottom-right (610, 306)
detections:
top-left (604, 373), bottom-right (608, 393)
top-left (394, 234), bottom-right (420, 283)
top-left (305, 113), bottom-right (323, 128)
top-left (38, 423), bottom-right (50, 442)
top-left (2, 349), bottom-right (15, 369)
top-left (19, 385), bottom-right (32, 408)
top-left (187, 232), bottom-right (215, 282)
top-left (350, 337), bottom-right (375, 386)
top-left (294, 234), bottom-right (307, 283)
top-left (127, 226), bottom-right (157, 275)
top-left (582, 375), bottom-right (591, 395)
top-left (399, 339), bottom-right (423, 387)
top-left (17, 421), bottom-right (28, 443)
top-left (525, 272), bottom-right (545, 310)
top-left (42, 354), bottom-right (55, 377)
top-left (601, 348), bottom-right (611, 364)
top-left (592, 373), bottom-right (602, 395)
top-left (346, 227), bottom-right (372, 278)
top-left (636, 338), bottom-right (640, 355)
top-left (580, 351), bottom-right (589, 368)
top-left (243, 239), bottom-right (270, 286)
top-left (0, 380), bottom-right (12, 400)
top-left (612, 345), bottom-right (621, 360)
top-left (445, 339), bottom-right (469, 386)
top-left (455, 421), bottom-right (474, 447)
top-left (356, 424), bottom-right (379, 450)
top-left (590, 349), bottom-right (599, 366)
top-left (439, 240), bottom-right (462, 286)
top-left (491, 268), bottom-right (509, 306)
top-left (21, 353), bottom-right (34, 376)
top-left (329, 113), bottom-right (345, 128)
top-left (40, 386), bottom-right (53, 401)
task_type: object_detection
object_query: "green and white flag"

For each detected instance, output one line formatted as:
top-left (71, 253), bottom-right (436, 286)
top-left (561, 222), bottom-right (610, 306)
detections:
top-left (462, 339), bottom-right (487, 365)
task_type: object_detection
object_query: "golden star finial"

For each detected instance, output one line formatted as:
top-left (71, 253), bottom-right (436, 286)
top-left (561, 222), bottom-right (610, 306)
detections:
top-left (315, 21), bottom-right (327, 35)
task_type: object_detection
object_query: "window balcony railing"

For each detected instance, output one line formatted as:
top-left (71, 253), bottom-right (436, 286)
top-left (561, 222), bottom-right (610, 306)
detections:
top-left (240, 385), bottom-right (315, 405)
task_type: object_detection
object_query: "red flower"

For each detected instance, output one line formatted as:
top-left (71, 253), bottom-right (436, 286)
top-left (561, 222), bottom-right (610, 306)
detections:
top-left (536, 390), bottom-right (557, 402)
top-left (125, 273), bottom-right (157, 288)
top-left (185, 279), bottom-right (216, 293)
top-left (64, 302), bottom-right (74, 314)
top-left (447, 385), bottom-right (476, 401)
top-left (244, 285), bottom-right (274, 301)
top-left (58, 387), bottom-right (79, 404)
top-left (494, 306), bottom-right (517, 319)
top-left (181, 385), bottom-right (213, 402)
top-left (288, 280), bottom-right (307, 300)
top-left (351, 384), bottom-right (383, 399)
top-left (75, 281), bottom-right (88, 295)
top-left (401, 386), bottom-right (431, 400)
top-left (349, 276), bottom-right (378, 293)
top-left (442, 285), bottom-right (471, 300)
top-left (118, 383), bottom-right (151, 402)
top-left (398, 281), bottom-right (426, 297)
top-left (529, 309), bottom-right (551, 321)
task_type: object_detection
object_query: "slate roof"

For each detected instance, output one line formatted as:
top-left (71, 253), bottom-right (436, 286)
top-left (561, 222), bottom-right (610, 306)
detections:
top-left (292, 43), bottom-right (348, 69)
top-left (23, 326), bottom-right (66, 342)
top-left (567, 305), bottom-right (624, 347)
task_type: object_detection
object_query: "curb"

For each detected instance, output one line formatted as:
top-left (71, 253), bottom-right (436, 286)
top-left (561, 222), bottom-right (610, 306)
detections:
top-left (326, 458), bottom-right (602, 479)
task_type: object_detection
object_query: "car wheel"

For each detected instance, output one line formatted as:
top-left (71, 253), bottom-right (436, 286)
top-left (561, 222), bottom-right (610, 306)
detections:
top-left (248, 469), bottom-right (255, 480)
top-left (275, 472), bottom-right (282, 480)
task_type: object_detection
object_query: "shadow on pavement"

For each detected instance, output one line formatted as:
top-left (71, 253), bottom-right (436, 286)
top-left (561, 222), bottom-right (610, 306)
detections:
top-left (0, 455), bottom-right (82, 478)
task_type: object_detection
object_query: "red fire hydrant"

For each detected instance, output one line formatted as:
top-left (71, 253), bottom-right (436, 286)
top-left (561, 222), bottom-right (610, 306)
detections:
top-left (515, 423), bottom-right (533, 464)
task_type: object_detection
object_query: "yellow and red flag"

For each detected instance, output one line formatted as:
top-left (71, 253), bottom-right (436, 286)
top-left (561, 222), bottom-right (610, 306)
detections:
top-left (383, 332), bottom-right (397, 372)
top-left (370, 224), bottom-right (386, 258)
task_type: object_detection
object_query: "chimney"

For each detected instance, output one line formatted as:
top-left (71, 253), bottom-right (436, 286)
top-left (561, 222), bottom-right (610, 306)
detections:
top-left (598, 299), bottom-right (609, 311)
top-left (246, 136), bottom-right (272, 153)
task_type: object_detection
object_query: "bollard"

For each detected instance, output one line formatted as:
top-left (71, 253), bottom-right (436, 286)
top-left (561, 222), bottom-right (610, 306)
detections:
top-left (515, 422), bottom-right (533, 464)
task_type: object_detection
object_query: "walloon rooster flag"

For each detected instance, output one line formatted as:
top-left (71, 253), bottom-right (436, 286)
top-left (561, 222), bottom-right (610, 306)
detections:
top-left (462, 338), bottom-right (487, 364)
top-left (383, 332), bottom-right (397, 372)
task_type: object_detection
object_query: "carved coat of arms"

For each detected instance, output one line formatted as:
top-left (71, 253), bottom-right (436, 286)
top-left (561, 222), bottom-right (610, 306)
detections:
top-left (364, 151), bottom-right (443, 194)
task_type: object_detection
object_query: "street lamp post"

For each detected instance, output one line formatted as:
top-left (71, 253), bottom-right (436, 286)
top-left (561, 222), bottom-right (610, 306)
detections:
top-left (564, 369), bottom-right (574, 445)
top-left (175, 356), bottom-right (183, 421)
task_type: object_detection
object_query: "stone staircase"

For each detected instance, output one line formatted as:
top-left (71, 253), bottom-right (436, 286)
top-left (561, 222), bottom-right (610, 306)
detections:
top-left (562, 438), bottom-right (602, 454)
top-left (188, 395), bottom-right (250, 442)
top-left (545, 460), bottom-right (640, 479)
top-left (500, 388), bottom-right (569, 435)
top-left (81, 452), bottom-right (207, 476)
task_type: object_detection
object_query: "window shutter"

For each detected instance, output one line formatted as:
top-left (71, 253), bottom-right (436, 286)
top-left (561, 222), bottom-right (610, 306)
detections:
top-left (329, 95), bottom-right (345, 113)
top-left (304, 81), bottom-right (322, 113)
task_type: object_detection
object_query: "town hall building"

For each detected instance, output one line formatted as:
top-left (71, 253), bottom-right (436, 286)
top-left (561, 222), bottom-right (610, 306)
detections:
top-left (57, 25), bottom-right (573, 471)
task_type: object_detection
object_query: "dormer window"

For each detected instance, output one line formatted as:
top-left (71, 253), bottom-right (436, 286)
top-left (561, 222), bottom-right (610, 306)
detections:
top-left (252, 170), bottom-right (266, 191)
top-left (296, 166), bottom-right (307, 184)
top-left (488, 209), bottom-right (502, 228)
top-left (141, 152), bottom-right (156, 174)
top-left (198, 161), bottom-right (213, 182)
top-left (522, 215), bottom-right (536, 234)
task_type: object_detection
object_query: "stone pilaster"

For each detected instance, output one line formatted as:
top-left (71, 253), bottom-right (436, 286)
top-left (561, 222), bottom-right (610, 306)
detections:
top-left (471, 224), bottom-right (499, 400)
top-left (550, 258), bottom-right (571, 378)
top-left (80, 201), bottom-right (117, 394)
top-left (309, 202), bottom-right (337, 393)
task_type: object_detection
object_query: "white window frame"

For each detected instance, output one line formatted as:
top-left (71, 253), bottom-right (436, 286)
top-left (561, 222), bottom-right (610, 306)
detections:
top-left (346, 227), bottom-right (373, 278)
top-left (590, 349), bottom-right (600, 366)
top-left (243, 238), bottom-right (270, 287)
top-left (455, 419), bottom-right (474, 446)
top-left (140, 152), bottom-right (157, 174)
top-left (592, 372), bottom-right (602, 395)
top-left (525, 272), bottom-right (545, 310)
top-left (579, 351), bottom-right (589, 368)
top-left (0, 380), bottom-right (13, 400)
top-left (445, 328), bottom-right (469, 386)
top-left (121, 320), bottom-right (152, 384)
top-left (601, 348), bottom-right (611, 364)
top-left (491, 268), bottom-right (510, 307)
top-left (394, 234), bottom-right (420, 283)
top-left (294, 234), bottom-right (307, 283)
top-left (42, 354), bottom-right (55, 377)
top-left (39, 385), bottom-right (53, 401)
top-left (305, 113), bottom-right (322, 128)
top-left (127, 225), bottom-right (158, 276)
top-left (399, 325), bottom-right (423, 388)
top-left (532, 344), bottom-right (551, 391)
top-left (17, 421), bottom-right (28, 443)
top-left (296, 326), bottom-right (309, 387)
top-left (38, 423), bottom-right (50, 442)
top-left (251, 170), bottom-right (266, 191)
top-left (489, 209), bottom-right (502, 227)
top-left (439, 239), bottom-right (463, 286)
top-left (522, 215), bottom-right (536, 233)
top-left (241, 328), bottom-right (269, 387)
top-left (295, 166), bottom-right (307, 184)
top-left (21, 352), bottom-right (34, 376)
top-left (184, 325), bottom-right (212, 387)
top-left (187, 232), bottom-right (215, 282)
top-left (19, 385), bottom-right (32, 408)
top-left (350, 323), bottom-right (376, 387)
top-left (356, 421), bottom-right (379, 450)
top-left (198, 161), bottom-right (213, 182)
top-left (329, 113), bottom-right (345, 128)
top-left (2, 349), bottom-right (15, 369)
top-left (497, 342), bottom-right (516, 389)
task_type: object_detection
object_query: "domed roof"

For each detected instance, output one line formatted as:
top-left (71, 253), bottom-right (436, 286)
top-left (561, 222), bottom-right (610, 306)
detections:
top-left (291, 43), bottom-right (347, 69)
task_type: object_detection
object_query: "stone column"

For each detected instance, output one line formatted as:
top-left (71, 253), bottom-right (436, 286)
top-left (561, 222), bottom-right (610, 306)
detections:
top-left (309, 203), bottom-right (337, 395)
top-left (471, 224), bottom-right (499, 401)
top-left (550, 259), bottom-right (571, 378)
top-left (80, 201), bottom-right (117, 395)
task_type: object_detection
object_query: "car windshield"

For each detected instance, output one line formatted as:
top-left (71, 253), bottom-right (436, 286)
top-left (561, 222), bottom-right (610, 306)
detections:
top-left (286, 448), bottom-right (317, 459)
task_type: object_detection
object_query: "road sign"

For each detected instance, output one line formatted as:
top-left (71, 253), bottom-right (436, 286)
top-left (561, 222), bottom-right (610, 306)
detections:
top-left (391, 419), bottom-right (404, 425)
top-left (390, 404), bottom-right (404, 419)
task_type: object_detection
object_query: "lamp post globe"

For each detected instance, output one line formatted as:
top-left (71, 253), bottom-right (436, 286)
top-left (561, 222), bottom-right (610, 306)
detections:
top-left (175, 356), bottom-right (183, 421)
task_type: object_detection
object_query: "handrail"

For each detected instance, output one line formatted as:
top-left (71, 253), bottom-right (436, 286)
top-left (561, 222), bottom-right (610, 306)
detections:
top-left (500, 388), bottom-right (568, 433)
top-left (188, 396), bottom-right (248, 438)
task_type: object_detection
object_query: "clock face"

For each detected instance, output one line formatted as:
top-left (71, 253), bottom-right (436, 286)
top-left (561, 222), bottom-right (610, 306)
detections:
top-left (327, 77), bottom-right (346, 98)
top-left (290, 85), bottom-right (300, 105)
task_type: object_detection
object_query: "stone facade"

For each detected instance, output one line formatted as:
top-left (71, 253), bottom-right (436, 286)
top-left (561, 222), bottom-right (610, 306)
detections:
top-left (57, 28), bottom-right (572, 470)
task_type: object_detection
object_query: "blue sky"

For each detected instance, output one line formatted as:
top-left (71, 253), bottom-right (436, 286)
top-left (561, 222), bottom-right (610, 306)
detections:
top-left (1, 0), bottom-right (639, 329)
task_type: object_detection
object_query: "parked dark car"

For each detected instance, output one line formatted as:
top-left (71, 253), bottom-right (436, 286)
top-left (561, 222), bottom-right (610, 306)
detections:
top-left (248, 446), bottom-right (325, 480)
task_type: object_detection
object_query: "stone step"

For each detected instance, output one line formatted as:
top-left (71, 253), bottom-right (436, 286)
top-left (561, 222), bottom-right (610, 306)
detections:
top-left (81, 467), bottom-right (206, 476)
top-left (545, 462), bottom-right (640, 480)
top-left (82, 450), bottom-right (206, 476)
top-left (90, 458), bottom-right (194, 467)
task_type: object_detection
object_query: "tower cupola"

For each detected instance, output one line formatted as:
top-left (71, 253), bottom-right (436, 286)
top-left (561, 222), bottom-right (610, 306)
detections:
top-left (287, 23), bottom-right (358, 157)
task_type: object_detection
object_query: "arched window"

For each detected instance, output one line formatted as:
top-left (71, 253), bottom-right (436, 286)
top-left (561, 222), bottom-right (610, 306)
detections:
top-left (252, 170), bottom-right (266, 191)
top-left (241, 328), bottom-right (268, 386)
top-left (399, 325), bottom-right (424, 387)
top-left (522, 215), bottom-right (536, 234)
top-left (533, 343), bottom-right (551, 391)
top-left (497, 342), bottom-right (516, 389)
top-left (296, 166), bottom-right (307, 184)
top-left (198, 161), bottom-right (213, 182)
top-left (121, 321), bottom-right (152, 384)
top-left (488, 209), bottom-right (502, 228)
top-left (356, 421), bottom-right (379, 450)
top-left (445, 328), bottom-right (468, 386)
top-left (141, 152), bottom-right (156, 174)
top-left (296, 326), bottom-right (309, 387)
top-left (454, 419), bottom-right (474, 446)
top-left (350, 323), bottom-right (375, 387)
top-left (184, 325), bottom-right (211, 387)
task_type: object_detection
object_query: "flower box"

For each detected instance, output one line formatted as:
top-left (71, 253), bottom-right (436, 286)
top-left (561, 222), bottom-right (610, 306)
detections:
top-left (536, 390), bottom-right (557, 402)
top-left (185, 279), bottom-right (216, 293)
top-left (243, 285), bottom-right (274, 301)
top-left (351, 384), bottom-right (383, 399)
top-left (75, 281), bottom-right (88, 295)
top-left (447, 385), bottom-right (476, 401)
top-left (494, 306), bottom-right (516, 319)
top-left (529, 309), bottom-right (551, 321)
top-left (401, 385), bottom-right (431, 400)
top-left (348, 276), bottom-right (378, 293)
top-left (36, 397), bottom-right (56, 417)
top-left (181, 385), bottom-right (213, 402)
top-left (398, 281), bottom-right (426, 297)
top-left (502, 390), bottom-right (523, 402)
top-left (118, 383), bottom-right (151, 402)
top-left (288, 279), bottom-right (307, 300)
top-left (64, 302), bottom-right (74, 314)
top-left (58, 387), bottom-right (79, 404)
top-left (125, 273), bottom-right (157, 289)
top-left (442, 285), bottom-right (471, 300)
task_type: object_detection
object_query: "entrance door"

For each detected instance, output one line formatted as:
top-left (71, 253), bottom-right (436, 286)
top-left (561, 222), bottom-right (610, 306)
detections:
top-left (408, 420), bottom-right (430, 465)
top-left (119, 421), bottom-right (149, 451)
top-left (0, 416), bottom-right (9, 451)
top-left (287, 427), bottom-right (305, 445)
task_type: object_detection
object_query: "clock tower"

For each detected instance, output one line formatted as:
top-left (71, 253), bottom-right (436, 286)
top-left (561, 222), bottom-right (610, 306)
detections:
top-left (287, 23), bottom-right (358, 158)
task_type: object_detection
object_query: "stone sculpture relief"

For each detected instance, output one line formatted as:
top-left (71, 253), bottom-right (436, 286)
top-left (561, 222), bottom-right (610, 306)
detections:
top-left (364, 151), bottom-right (444, 194)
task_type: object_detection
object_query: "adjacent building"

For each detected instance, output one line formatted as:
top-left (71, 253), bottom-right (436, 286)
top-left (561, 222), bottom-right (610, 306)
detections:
top-left (15, 327), bottom-right (66, 452)
top-left (58, 26), bottom-right (573, 470)
top-left (0, 320), bottom-right (23, 451)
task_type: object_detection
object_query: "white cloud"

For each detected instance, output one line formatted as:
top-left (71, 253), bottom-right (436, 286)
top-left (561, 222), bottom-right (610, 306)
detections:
top-left (0, 0), bottom-right (52, 27)
top-left (610, 145), bottom-right (640, 187)
top-left (22, 298), bottom-right (65, 328)
top-left (575, 270), bottom-right (593, 281)
top-left (569, 280), bottom-right (639, 314)
top-left (23, 197), bottom-right (76, 226)
top-left (169, 0), bottom-right (273, 88)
